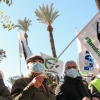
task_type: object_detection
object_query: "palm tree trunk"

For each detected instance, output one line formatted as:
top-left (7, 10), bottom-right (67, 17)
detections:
top-left (47, 25), bottom-right (57, 58)
top-left (24, 33), bottom-right (28, 44)
top-left (47, 25), bottom-right (59, 85)
top-left (95, 0), bottom-right (100, 11)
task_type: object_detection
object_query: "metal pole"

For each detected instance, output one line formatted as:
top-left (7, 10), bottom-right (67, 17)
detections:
top-left (57, 11), bottom-right (100, 59)
top-left (19, 57), bottom-right (22, 76)
top-left (57, 31), bottom-right (81, 59)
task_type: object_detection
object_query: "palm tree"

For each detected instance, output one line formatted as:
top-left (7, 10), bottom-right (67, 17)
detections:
top-left (7, 74), bottom-right (24, 85)
top-left (0, 49), bottom-right (6, 62)
top-left (14, 17), bottom-right (32, 44)
top-left (95, 0), bottom-right (100, 11)
top-left (7, 76), bottom-right (20, 85)
top-left (35, 3), bottom-right (59, 58)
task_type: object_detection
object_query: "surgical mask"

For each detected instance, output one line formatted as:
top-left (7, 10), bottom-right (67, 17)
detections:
top-left (66, 68), bottom-right (78, 78)
top-left (28, 62), bottom-right (44, 73)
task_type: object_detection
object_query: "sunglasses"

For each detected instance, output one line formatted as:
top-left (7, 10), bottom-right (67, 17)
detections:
top-left (66, 66), bottom-right (77, 70)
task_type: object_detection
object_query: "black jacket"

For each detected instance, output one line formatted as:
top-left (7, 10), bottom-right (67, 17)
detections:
top-left (55, 75), bottom-right (91, 100)
top-left (0, 78), bottom-right (12, 100)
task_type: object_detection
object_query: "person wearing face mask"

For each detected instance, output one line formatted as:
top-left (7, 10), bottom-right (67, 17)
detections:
top-left (55, 60), bottom-right (91, 100)
top-left (11, 55), bottom-right (56, 100)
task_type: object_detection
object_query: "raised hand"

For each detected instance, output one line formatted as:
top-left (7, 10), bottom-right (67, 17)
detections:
top-left (31, 75), bottom-right (45, 88)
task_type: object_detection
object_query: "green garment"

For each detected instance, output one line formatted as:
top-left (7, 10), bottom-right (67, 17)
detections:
top-left (11, 74), bottom-right (56, 100)
top-left (89, 78), bottom-right (100, 93)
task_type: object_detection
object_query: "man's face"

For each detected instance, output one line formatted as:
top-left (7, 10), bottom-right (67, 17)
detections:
top-left (64, 62), bottom-right (77, 74)
top-left (27, 58), bottom-right (44, 76)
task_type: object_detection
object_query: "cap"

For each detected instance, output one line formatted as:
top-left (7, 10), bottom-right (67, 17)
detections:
top-left (26, 54), bottom-right (44, 64)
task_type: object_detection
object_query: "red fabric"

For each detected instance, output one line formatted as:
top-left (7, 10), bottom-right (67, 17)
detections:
top-left (41, 84), bottom-right (48, 96)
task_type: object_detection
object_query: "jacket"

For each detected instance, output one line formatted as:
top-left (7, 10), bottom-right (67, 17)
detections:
top-left (55, 75), bottom-right (91, 100)
top-left (11, 73), bottom-right (56, 100)
top-left (0, 78), bottom-right (12, 100)
top-left (89, 77), bottom-right (100, 99)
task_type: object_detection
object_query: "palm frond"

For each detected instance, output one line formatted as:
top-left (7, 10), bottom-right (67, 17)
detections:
top-left (14, 17), bottom-right (32, 32)
top-left (13, 25), bottom-right (21, 28)
top-left (51, 10), bottom-right (59, 21)
top-left (35, 3), bottom-right (59, 24)
top-left (49, 3), bottom-right (54, 20)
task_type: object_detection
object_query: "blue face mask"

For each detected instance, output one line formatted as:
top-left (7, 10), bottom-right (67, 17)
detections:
top-left (28, 62), bottom-right (44, 73)
top-left (66, 68), bottom-right (78, 78)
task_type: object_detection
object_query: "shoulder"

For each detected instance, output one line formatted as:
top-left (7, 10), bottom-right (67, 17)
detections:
top-left (12, 77), bottom-right (32, 89)
top-left (15, 77), bottom-right (32, 83)
top-left (0, 78), bottom-right (4, 85)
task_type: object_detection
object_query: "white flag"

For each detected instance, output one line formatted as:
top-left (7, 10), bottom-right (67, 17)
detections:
top-left (18, 31), bottom-right (33, 60)
top-left (40, 52), bottom-right (64, 78)
top-left (77, 11), bottom-right (100, 65)
top-left (76, 28), bottom-right (99, 75)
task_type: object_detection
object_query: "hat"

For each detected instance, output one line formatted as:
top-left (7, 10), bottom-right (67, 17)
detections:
top-left (26, 54), bottom-right (44, 64)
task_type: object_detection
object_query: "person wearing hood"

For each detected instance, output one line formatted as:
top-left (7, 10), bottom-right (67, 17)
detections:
top-left (0, 70), bottom-right (13, 100)
top-left (55, 60), bottom-right (91, 100)
top-left (11, 55), bottom-right (56, 100)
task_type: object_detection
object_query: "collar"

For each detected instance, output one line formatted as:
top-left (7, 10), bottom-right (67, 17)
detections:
top-left (64, 75), bottom-right (82, 83)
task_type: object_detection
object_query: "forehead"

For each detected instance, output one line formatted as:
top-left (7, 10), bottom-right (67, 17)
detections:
top-left (29, 58), bottom-right (43, 63)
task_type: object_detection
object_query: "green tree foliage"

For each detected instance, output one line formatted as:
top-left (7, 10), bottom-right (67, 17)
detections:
top-left (46, 74), bottom-right (57, 92)
top-left (7, 74), bottom-right (24, 85)
top-left (0, 12), bottom-right (14, 31)
top-left (0, 49), bottom-right (6, 62)
top-left (0, 0), bottom-right (12, 6)
top-left (7, 76), bottom-right (20, 85)
top-left (35, 3), bottom-right (59, 58)
top-left (35, 3), bottom-right (59, 25)
top-left (13, 17), bottom-right (32, 44)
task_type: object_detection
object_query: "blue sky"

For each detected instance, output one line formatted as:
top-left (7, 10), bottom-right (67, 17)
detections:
top-left (0, 0), bottom-right (98, 87)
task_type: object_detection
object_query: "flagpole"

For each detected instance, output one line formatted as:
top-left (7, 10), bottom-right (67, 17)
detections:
top-left (57, 30), bottom-right (81, 58)
top-left (19, 57), bottom-right (22, 76)
top-left (18, 31), bottom-right (22, 76)
top-left (57, 11), bottom-right (100, 59)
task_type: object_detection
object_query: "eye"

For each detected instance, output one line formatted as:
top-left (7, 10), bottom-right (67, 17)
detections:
top-left (38, 61), bottom-right (43, 63)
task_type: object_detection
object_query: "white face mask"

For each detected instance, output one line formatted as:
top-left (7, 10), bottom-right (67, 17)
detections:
top-left (28, 62), bottom-right (44, 73)
top-left (66, 68), bottom-right (78, 78)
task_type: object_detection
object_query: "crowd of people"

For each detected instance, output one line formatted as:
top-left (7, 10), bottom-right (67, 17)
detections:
top-left (0, 55), bottom-right (100, 100)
